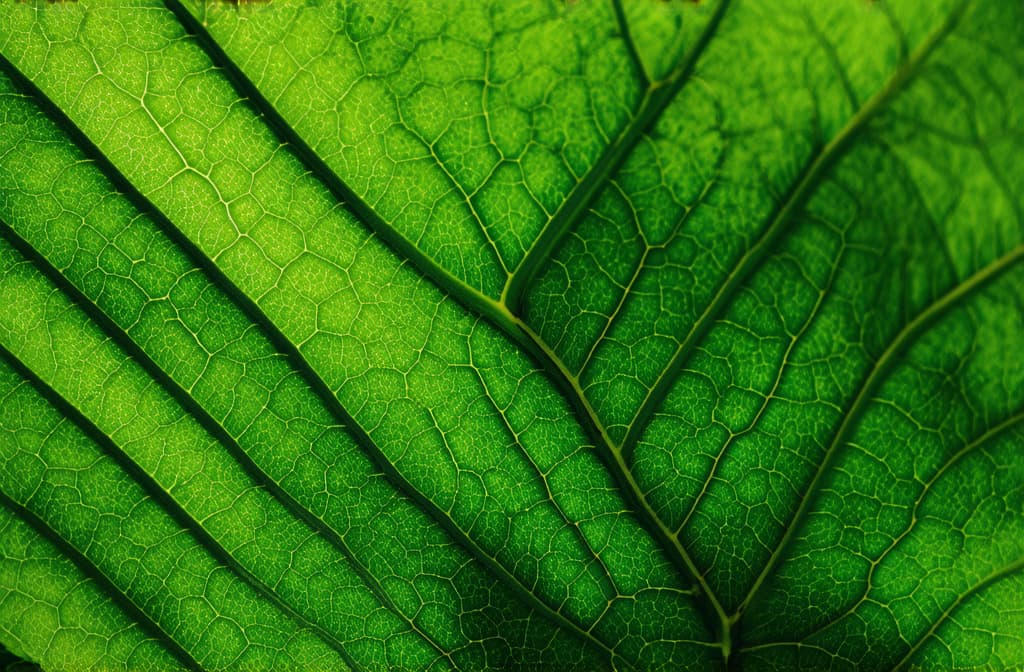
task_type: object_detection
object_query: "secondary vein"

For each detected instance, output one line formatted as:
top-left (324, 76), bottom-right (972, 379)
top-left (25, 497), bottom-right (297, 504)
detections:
top-left (0, 339), bottom-right (363, 671)
top-left (0, 46), bottom-right (628, 668)
top-left (0, 489), bottom-right (203, 672)
top-left (618, 0), bottom-right (972, 461)
top-left (503, 0), bottom-right (732, 313)
top-left (736, 242), bottom-right (1024, 621)
top-left (892, 555), bottom-right (1024, 672)
top-left (0, 219), bottom-right (454, 669)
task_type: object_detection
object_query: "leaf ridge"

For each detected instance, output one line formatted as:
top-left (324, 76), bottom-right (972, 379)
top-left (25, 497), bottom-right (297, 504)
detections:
top-left (737, 242), bottom-right (1024, 622)
top-left (158, 7), bottom-right (735, 642)
top-left (575, 168), bottom-right (721, 380)
top-left (0, 220), bottom-right (454, 668)
top-left (0, 489), bottom-right (202, 672)
top-left (507, 318), bottom-right (733, 662)
top-left (0, 339), bottom-right (363, 670)
top-left (148, 6), bottom-right (716, 660)
top-left (618, 0), bottom-right (972, 462)
top-left (460, 356), bottom-right (621, 597)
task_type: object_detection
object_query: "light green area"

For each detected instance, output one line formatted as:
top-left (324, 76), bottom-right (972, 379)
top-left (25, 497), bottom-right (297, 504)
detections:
top-left (0, 505), bottom-right (174, 671)
top-left (0, 351), bottom-right (343, 671)
top-left (0, 0), bottom-right (1021, 670)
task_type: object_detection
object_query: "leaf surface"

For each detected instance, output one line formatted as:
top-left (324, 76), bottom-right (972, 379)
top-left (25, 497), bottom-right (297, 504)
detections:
top-left (0, 1), bottom-right (1021, 669)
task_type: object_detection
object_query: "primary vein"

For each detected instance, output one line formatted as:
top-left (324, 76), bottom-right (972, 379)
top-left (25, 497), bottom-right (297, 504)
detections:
top-left (1, 42), bottom-right (635, 666)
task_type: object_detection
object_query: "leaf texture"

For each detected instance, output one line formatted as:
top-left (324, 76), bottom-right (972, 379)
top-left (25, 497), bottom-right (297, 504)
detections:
top-left (0, 0), bottom-right (1021, 670)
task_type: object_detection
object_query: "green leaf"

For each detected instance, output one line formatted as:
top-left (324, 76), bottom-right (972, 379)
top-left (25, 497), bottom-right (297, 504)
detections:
top-left (0, 0), bottom-right (1021, 669)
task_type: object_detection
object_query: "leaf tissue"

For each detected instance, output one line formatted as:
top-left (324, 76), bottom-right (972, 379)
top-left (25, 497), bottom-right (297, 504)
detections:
top-left (0, 0), bottom-right (1021, 669)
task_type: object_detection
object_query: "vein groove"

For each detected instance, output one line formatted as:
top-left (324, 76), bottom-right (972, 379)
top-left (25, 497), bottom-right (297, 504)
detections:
top-left (0, 489), bottom-right (202, 672)
top-left (160, 6), bottom-right (734, 645)
top-left (738, 407), bottom-right (1024, 653)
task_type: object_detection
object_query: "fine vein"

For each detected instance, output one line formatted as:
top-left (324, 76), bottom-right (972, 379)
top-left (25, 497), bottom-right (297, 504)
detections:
top-left (0, 48), bottom-right (626, 668)
top-left (618, 0), bottom-right (972, 461)
top-left (892, 556), bottom-right (1024, 672)
top-left (737, 242), bottom-right (1024, 620)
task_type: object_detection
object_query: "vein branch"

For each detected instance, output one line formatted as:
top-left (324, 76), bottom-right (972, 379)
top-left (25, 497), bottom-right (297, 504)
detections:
top-left (737, 407), bottom-right (1024, 654)
top-left (161, 0), bottom-right (736, 644)
top-left (160, 0), bottom-right (739, 654)
top-left (618, 0), bottom-right (972, 462)
top-left (736, 242), bottom-right (1024, 622)
top-left (502, 0), bottom-right (732, 313)
top-left (610, 0), bottom-right (651, 90)
top-left (506, 313), bottom-right (734, 660)
top-left (892, 555), bottom-right (1024, 672)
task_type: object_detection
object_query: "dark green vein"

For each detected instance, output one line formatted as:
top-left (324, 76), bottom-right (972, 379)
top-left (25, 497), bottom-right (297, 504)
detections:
top-left (0, 220), bottom-right (451, 669)
top-left (0, 338), bottom-right (362, 671)
top-left (855, 409), bottom-right (1024, 616)
top-left (803, 10), bottom-right (859, 111)
top-left (576, 165), bottom-right (721, 380)
top-left (892, 555), bottom-right (1024, 672)
top-left (503, 0), bottom-right (732, 313)
top-left (924, 59), bottom-right (1024, 232)
top-left (877, 137), bottom-right (959, 278)
top-left (0, 45), bottom-right (624, 670)
top-left (618, 1), bottom-right (971, 461)
top-left (610, 0), bottom-right (650, 89)
top-left (737, 242), bottom-right (1024, 622)
top-left (0, 488), bottom-right (201, 672)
